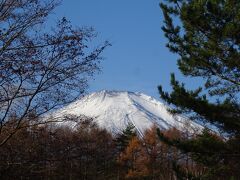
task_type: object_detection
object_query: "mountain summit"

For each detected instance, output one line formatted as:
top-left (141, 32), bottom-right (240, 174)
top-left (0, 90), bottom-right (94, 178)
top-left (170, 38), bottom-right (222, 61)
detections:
top-left (52, 90), bottom-right (202, 135)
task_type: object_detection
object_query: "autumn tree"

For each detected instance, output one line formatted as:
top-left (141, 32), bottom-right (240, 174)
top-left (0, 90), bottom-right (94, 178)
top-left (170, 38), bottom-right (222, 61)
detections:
top-left (0, 117), bottom-right (116, 179)
top-left (0, 0), bottom-right (109, 146)
top-left (118, 126), bottom-right (184, 179)
top-left (118, 136), bottom-right (145, 179)
top-left (142, 126), bottom-right (174, 179)
top-left (158, 0), bottom-right (240, 178)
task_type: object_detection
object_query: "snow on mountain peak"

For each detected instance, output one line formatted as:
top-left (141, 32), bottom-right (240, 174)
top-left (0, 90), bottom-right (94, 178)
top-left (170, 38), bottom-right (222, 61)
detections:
top-left (52, 90), bottom-right (202, 135)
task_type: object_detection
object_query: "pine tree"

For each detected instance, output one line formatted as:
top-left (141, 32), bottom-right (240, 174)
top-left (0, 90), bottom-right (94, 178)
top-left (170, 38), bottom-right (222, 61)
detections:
top-left (114, 123), bottom-right (137, 152)
top-left (158, 0), bottom-right (240, 179)
top-left (114, 123), bottom-right (137, 179)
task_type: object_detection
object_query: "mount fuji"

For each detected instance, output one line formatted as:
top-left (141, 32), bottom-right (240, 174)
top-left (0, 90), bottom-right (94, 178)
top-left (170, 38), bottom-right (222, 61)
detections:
top-left (50, 90), bottom-right (202, 135)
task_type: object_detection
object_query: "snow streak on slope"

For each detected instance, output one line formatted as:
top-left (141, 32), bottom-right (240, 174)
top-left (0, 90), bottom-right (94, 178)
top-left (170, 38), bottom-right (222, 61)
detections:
top-left (52, 90), bottom-right (202, 135)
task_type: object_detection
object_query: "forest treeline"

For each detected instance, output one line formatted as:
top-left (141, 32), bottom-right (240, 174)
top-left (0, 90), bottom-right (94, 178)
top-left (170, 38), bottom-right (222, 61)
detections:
top-left (0, 117), bottom-right (227, 180)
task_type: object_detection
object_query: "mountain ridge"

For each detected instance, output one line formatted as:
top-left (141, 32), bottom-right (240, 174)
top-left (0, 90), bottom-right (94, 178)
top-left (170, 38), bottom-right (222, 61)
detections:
top-left (51, 90), bottom-right (202, 135)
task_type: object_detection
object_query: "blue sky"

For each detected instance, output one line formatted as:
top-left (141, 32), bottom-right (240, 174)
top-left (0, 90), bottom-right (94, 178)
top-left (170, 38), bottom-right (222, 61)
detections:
top-left (54, 0), bottom-right (197, 99)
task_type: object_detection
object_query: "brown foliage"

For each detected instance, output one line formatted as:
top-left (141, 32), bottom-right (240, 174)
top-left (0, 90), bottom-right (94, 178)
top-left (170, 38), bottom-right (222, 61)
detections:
top-left (0, 118), bottom-right (116, 179)
top-left (117, 126), bottom-right (179, 179)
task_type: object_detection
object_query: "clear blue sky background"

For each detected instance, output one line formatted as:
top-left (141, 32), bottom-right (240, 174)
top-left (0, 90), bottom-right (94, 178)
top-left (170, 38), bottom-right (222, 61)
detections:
top-left (53, 0), bottom-right (198, 99)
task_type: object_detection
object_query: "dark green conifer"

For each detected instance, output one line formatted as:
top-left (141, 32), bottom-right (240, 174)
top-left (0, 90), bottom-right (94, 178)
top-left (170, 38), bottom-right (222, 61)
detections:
top-left (114, 123), bottom-right (137, 152)
top-left (158, 0), bottom-right (240, 178)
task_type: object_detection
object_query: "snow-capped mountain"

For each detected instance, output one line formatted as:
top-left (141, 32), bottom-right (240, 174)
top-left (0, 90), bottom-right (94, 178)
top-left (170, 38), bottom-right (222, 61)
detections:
top-left (51, 90), bottom-right (202, 135)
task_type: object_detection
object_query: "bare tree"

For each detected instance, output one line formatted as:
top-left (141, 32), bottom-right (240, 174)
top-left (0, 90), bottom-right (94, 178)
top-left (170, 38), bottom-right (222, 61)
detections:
top-left (0, 0), bottom-right (110, 146)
